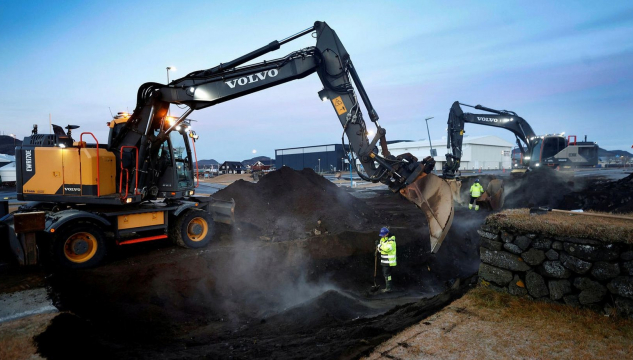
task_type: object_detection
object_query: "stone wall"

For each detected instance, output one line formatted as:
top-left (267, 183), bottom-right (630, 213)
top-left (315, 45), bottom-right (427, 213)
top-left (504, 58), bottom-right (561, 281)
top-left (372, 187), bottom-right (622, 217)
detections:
top-left (477, 224), bottom-right (633, 317)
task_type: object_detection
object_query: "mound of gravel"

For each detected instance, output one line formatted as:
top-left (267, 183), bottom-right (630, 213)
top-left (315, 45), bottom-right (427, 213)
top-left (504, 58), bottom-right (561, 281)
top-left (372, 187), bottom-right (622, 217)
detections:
top-left (560, 173), bottom-right (633, 213)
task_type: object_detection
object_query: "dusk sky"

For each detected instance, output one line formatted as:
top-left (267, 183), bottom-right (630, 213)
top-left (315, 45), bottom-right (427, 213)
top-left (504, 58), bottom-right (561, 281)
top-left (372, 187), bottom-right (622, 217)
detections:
top-left (1, 1), bottom-right (632, 161)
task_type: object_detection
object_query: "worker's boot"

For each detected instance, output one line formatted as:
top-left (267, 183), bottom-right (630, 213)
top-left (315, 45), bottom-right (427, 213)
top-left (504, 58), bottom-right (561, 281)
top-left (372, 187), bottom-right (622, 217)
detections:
top-left (475, 205), bottom-right (480, 211)
top-left (380, 280), bottom-right (393, 293)
top-left (468, 204), bottom-right (473, 210)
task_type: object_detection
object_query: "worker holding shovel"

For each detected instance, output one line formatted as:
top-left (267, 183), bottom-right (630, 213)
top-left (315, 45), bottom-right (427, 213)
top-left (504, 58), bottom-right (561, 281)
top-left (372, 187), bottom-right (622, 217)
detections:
top-left (376, 227), bottom-right (397, 293)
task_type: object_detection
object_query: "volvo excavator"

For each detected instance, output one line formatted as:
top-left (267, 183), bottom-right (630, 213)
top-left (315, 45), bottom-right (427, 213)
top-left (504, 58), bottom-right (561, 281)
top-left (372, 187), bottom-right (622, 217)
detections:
top-left (442, 101), bottom-right (598, 210)
top-left (1, 21), bottom-right (454, 269)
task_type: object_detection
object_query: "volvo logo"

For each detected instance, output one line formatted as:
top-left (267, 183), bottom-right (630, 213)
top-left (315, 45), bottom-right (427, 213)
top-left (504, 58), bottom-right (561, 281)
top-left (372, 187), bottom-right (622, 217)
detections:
top-left (477, 117), bottom-right (498, 123)
top-left (225, 69), bottom-right (279, 89)
top-left (65, 187), bottom-right (80, 192)
top-left (25, 150), bottom-right (33, 172)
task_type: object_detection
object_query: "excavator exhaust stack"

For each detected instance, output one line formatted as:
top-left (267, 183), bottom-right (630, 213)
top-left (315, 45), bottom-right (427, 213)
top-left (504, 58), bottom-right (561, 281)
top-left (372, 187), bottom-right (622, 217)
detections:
top-left (399, 173), bottom-right (454, 253)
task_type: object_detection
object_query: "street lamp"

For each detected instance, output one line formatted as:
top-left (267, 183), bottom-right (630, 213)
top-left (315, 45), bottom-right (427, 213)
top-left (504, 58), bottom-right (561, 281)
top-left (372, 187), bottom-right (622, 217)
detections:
top-left (9, 134), bottom-right (16, 147)
top-left (424, 117), bottom-right (435, 157)
top-left (318, 158), bottom-right (321, 173)
top-left (166, 67), bottom-right (176, 116)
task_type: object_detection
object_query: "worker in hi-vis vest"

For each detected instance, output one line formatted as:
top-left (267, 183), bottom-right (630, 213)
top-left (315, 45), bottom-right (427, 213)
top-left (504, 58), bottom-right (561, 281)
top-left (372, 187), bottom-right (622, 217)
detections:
top-left (377, 227), bottom-right (396, 293)
top-left (469, 178), bottom-right (484, 210)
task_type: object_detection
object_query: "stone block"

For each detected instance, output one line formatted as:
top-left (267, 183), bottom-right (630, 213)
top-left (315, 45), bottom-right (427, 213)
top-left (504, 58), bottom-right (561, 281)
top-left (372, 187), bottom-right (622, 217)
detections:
top-left (622, 261), bottom-right (633, 276)
top-left (503, 243), bottom-right (523, 255)
top-left (480, 247), bottom-right (531, 272)
top-left (501, 231), bottom-right (514, 243)
top-left (526, 234), bottom-right (538, 239)
top-left (514, 235), bottom-right (531, 250)
top-left (563, 294), bottom-right (581, 307)
top-left (556, 237), bottom-right (602, 246)
top-left (479, 263), bottom-right (513, 286)
top-left (526, 271), bottom-right (549, 298)
top-left (607, 277), bottom-right (633, 299)
top-left (522, 249), bottom-right (546, 266)
top-left (531, 238), bottom-right (552, 250)
top-left (615, 296), bottom-right (633, 318)
top-left (477, 229), bottom-right (499, 241)
top-left (552, 241), bottom-right (564, 250)
top-left (548, 279), bottom-right (572, 301)
top-left (621, 251), bottom-right (633, 261)
top-left (560, 253), bottom-right (592, 274)
top-left (539, 261), bottom-right (572, 279)
top-left (545, 249), bottom-right (559, 261)
top-left (591, 262), bottom-right (620, 280)
top-left (563, 243), bottom-right (619, 262)
top-left (573, 278), bottom-right (607, 305)
top-left (508, 274), bottom-right (528, 296)
top-left (480, 238), bottom-right (503, 251)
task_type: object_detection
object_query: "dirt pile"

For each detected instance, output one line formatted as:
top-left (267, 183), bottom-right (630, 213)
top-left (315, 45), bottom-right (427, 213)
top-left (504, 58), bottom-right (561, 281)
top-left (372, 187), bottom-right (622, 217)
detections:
top-left (560, 173), bottom-right (633, 213)
top-left (214, 167), bottom-right (377, 240)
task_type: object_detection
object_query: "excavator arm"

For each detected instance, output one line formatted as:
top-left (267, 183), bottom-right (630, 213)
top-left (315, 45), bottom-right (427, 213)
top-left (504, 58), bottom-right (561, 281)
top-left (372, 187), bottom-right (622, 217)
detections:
top-left (111, 21), bottom-right (454, 253)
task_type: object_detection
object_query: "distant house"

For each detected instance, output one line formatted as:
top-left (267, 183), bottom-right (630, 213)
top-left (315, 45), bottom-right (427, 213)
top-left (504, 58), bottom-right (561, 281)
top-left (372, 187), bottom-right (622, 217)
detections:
top-left (219, 161), bottom-right (246, 174)
top-left (252, 160), bottom-right (276, 172)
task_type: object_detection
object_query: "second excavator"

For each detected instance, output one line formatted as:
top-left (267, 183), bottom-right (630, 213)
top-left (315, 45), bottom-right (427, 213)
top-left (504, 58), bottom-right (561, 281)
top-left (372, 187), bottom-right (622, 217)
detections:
top-left (3, 21), bottom-right (454, 268)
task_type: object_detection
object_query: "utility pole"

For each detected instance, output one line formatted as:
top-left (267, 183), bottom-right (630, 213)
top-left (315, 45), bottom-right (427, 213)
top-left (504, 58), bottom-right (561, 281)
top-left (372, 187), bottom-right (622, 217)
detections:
top-left (425, 117), bottom-right (435, 157)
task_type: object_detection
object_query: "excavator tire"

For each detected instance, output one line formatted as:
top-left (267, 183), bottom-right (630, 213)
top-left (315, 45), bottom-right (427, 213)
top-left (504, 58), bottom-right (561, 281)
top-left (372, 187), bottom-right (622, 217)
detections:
top-left (170, 209), bottom-right (214, 249)
top-left (52, 223), bottom-right (107, 269)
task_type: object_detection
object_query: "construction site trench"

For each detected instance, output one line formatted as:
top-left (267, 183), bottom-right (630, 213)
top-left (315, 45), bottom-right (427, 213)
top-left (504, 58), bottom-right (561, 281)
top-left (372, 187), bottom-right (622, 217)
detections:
top-left (28, 168), bottom-right (633, 359)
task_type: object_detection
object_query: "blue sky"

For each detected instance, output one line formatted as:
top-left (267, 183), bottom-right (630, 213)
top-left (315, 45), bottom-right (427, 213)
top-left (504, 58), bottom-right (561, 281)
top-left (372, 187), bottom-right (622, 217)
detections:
top-left (1, 1), bottom-right (632, 161)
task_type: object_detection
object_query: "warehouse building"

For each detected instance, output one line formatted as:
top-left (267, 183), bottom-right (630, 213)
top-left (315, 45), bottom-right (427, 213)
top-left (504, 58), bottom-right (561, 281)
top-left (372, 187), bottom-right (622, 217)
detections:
top-left (275, 144), bottom-right (349, 172)
top-left (385, 135), bottom-right (513, 170)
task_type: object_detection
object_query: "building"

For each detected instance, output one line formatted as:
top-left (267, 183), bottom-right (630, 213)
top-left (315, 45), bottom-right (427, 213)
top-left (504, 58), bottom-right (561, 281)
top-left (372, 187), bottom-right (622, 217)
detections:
top-left (252, 160), bottom-right (275, 172)
top-left (385, 135), bottom-right (513, 170)
top-left (219, 161), bottom-right (246, 174)
top-left (275, 144), bottom-right (349, 172)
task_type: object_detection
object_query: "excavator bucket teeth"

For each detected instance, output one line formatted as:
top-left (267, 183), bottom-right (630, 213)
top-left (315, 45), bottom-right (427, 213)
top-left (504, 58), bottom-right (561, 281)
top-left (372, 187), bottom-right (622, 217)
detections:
top-left (399, 173), bottom-right (454, 253)
top-left (486, 179), bottom-right (505, 210)
top-left (447, 179), bottom-right (463, 205)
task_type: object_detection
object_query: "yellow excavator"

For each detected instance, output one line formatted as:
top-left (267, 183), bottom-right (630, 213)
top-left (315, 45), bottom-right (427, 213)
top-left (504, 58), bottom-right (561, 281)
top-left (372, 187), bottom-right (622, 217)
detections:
top-left (1, 21), bottom-right (454, 268)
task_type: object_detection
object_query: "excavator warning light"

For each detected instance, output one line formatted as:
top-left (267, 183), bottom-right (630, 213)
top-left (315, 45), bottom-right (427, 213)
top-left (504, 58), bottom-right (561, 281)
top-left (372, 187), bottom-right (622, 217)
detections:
top-left (318, 89), bottom-right (329, 102)
top-left (171, 192), bottom-right (176, 196)
top-left (50, 228), bottom-right (55, 233)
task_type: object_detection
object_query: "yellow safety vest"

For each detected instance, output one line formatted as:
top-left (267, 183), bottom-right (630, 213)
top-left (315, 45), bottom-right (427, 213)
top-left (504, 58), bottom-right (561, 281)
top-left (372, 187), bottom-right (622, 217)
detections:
top-left (379, 236), bottom-right (397, 267)
top-left (470, 183), bottom-right (484, 197)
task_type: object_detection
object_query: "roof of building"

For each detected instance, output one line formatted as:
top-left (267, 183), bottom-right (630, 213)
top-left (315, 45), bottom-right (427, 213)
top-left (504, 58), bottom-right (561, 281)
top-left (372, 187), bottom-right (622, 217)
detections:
top-left (221, 161), bottom-right (246, 168)
top-left (388, 135), bottom-right (513, 149)
top-left (0, 154), bottom-right (15, 163)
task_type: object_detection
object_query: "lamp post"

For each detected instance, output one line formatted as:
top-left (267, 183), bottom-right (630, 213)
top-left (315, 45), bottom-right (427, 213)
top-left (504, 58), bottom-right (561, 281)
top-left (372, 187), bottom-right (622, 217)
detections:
top-left (424, 117), bottom-right (435, 156)
top-left (166, 67), bottom-right (176, 115)
top-left (318, 158), bottom-right (321, 174)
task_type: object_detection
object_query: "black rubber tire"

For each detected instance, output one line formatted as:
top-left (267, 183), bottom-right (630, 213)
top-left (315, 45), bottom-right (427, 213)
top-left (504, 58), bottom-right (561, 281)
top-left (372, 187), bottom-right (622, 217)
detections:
top-left (170, 209), bottom-right (214, 249)
top-left (52, 224), bottom-right (107, 269)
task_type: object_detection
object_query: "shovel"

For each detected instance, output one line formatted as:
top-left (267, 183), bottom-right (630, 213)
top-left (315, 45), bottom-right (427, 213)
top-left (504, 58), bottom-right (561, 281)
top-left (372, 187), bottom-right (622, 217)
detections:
top-left (370, 249), bottom-right (381, 292)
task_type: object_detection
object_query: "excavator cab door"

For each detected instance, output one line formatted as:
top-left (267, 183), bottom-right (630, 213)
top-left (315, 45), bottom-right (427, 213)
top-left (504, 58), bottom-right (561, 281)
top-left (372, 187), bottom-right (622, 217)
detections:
top-left (155, 131), bottom-right (195, 197)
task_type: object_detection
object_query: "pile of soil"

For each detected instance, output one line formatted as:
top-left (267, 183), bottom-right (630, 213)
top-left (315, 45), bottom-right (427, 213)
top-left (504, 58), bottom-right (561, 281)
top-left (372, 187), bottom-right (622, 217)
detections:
top-left (214, 167), bottom-right (378, 240)
top-left (560, 173), bottom-right (633, 213)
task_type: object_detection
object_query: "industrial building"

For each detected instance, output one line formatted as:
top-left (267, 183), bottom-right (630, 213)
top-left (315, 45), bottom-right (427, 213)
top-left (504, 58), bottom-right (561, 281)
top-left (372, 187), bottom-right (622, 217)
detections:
top-left (275, 144), bottom-right (349, 172)
top-left (385, 135), bottom-right (513, 170)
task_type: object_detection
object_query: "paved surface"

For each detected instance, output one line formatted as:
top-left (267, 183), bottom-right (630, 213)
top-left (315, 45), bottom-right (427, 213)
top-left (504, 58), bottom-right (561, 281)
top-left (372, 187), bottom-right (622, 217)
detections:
top-left (0, 288), bottom-right (58, 324)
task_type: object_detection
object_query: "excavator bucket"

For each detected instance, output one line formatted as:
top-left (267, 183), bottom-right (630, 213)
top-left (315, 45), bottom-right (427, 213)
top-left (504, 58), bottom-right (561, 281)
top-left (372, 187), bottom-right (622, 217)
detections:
top-left (399, 173), bottom-right (454, 253)
top-left (446, 179), bottom-right (463, 205)
top-left (485, 179), bottom-right (505, 210)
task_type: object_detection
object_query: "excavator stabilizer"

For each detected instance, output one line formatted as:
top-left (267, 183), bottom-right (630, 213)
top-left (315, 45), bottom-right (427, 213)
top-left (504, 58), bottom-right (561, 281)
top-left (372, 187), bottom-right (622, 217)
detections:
top-left (399, 173), bottom-right (454, 253)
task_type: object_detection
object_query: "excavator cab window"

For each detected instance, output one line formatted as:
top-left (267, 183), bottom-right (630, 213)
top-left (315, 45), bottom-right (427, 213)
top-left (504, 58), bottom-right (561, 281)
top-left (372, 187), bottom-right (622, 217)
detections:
top-left (169, 130), bottom-right (194, 189)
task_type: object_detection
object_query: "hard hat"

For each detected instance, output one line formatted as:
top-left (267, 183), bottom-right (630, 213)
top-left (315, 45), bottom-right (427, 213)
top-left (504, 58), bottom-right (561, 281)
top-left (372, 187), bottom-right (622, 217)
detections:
top-left (475, 178), bottom-right (480, 183)
top-left (379, 227), bottom-right (389, 237)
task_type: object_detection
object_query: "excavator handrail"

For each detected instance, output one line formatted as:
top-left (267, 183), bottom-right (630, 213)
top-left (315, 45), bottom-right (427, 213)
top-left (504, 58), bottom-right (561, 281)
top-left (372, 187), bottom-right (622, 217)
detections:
top-left (80, 132), bottom-right (100, 197)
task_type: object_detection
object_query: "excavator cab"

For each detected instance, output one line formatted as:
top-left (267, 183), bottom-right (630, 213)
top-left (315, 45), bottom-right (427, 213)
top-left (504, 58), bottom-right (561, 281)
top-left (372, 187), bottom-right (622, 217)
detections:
top-left (153, 127), bottom-right (196, 197)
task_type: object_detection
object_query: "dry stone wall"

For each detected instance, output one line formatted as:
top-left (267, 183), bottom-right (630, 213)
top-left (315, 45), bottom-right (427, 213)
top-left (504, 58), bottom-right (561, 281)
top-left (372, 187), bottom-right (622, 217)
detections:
top-left (477, 224), bottom-right (633, 317)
